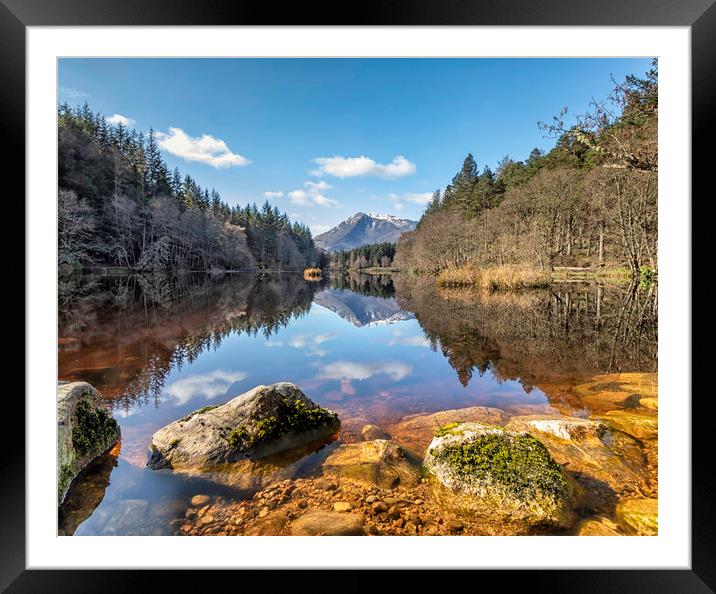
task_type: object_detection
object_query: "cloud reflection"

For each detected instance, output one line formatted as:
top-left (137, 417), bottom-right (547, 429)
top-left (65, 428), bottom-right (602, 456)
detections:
top-left (164, 369), bottom-right (248, 406)
top-left (317, 360), bottom-right (412, 382)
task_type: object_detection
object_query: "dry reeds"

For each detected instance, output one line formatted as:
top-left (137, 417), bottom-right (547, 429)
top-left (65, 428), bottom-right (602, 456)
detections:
top-left (436, 265), bottom-right (550, 292)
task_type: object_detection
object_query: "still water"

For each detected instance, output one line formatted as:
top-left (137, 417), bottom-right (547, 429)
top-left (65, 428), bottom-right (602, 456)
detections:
top-left (58, 272), bottom-right (657, 535)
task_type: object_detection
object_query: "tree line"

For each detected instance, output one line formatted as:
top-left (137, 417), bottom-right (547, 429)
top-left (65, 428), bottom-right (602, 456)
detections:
top-left (327, 242), bottom-right (396, 270)
top-left (395, 61), bottom-right (658, 277)
top-left (58, 103), bottom-right (321, 273)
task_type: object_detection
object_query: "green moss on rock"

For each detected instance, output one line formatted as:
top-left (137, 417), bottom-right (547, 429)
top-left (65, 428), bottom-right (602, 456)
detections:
top-left (225, 398), bottom-right (338, 451)
top-left (431, 432), bottom-right (570, 501)
top-left (71, 396), bottom-right (120, 457)
top-left (434, 422), bottom-right (461, 438)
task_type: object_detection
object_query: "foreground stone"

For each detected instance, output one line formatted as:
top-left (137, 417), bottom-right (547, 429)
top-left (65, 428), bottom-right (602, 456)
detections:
top-left (57, 382), bottom-right (121, 505)
top-left (289, 510), bottom-right (365, 535)
top-left (616, 498), bottom-right (658, 535)
top-left (147, 383), bottom-right (340, 469)
top-left (424, 422), bottom-right (575, 528)
top-left (322, 440), bottom-right (422, 489)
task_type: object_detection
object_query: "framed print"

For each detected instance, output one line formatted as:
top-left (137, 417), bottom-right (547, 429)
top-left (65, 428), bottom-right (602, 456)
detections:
top-left (6, 0), bottom-right (712, 590)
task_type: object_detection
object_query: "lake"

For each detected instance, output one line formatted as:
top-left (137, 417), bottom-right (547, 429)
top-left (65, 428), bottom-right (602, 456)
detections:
top-left (58, 272), bottom-right (657, 535)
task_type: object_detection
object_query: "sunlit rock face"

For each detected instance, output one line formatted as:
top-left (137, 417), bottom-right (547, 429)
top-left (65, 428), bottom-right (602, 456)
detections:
top-left (424, 422), bottom-right (576, 529)
top-left (57, 381), bottom-right (121, 505)
top-left (147, 383), bottom-right (340, 470)
top-left (322, 439), bottom-right (422, 489)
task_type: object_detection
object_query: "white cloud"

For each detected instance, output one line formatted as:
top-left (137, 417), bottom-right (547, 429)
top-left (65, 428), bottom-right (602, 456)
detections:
top-left (311, 155), bottom-right (416, 179)
top-left (286, 182), bottom-right (339, 207)
top-left (60, 86), bottom-right (88, 99)
top-left (385, 191), bottom-right (433, 212)
top-left (312, 194), bottom-right (339, 207)
top-left (105, 113), bottom-right (136, 127)
top-left (304, 180), bottom-right (333, 192)
top-left (164, 369), bottom-right (247, 406)
top-left (316, 360), bottom-right (412, 382)
top-left (287, 189), bottom-right (311, 206)
top-left (157, 127), bottom-right (250, 169)
top-left (263, 191), bottom-right (284, 199)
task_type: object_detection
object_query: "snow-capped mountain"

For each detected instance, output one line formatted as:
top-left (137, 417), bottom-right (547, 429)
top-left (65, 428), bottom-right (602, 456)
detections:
top-left (314, 212), bottom-right (417, 252)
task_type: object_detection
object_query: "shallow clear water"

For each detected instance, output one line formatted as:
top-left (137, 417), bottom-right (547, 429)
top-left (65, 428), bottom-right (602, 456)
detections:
top-left (58, 272), bottom-right (657, 535)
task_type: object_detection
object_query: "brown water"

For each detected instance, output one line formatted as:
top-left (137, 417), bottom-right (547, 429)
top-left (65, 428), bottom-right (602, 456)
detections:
top-left (58, 272), bottom-right (657, 535)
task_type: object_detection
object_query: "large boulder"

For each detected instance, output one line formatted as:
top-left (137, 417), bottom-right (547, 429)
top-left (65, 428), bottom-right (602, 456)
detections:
top-left (424, 422), bottom-right (575, 528)
top-left (147, 383), bottom-right (340, 470)
top-left (322, 439), bottom-right (422, 489)
top-left (57, 382), bottom-right (121, 505)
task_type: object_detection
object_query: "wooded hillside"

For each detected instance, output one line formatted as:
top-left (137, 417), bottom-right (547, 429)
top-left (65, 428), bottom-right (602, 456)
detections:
top-left (395, 62), bottom-right (658, 277)
top-left (58, 105), bottom-right (320, 272)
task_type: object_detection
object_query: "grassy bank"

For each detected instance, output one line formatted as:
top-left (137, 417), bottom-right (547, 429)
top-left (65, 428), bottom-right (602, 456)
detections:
top-left (436, 265), bottom-right (551, 291)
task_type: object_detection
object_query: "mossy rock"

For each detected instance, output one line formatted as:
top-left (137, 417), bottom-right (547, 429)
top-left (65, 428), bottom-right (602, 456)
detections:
top-left (616, 498), bottom-right (658, 535)
top-left (148, 383), bottom-right (340, 470)
top-left (424, 422), bottom-right (576, 528)
top-left (57, 382), bottom-right (121, 505)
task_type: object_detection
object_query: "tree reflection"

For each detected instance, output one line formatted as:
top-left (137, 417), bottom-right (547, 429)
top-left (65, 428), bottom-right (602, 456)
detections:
top-left (394, 276), bottom-right (657, 389)
top-left (58, 273), bottom-right (321, 411)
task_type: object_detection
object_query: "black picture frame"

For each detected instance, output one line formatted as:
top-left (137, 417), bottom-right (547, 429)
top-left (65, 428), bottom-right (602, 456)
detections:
top-left (5, 0), bottom-right (710, 590)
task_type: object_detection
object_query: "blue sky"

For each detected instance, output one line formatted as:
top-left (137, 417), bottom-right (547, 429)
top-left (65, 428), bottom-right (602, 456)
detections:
top-left (59, 58), bottom-right (652, 234)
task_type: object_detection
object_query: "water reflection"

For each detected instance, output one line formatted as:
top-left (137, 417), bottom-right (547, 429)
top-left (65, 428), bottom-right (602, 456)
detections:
top-left (58, 271), bottom-right (657, 535)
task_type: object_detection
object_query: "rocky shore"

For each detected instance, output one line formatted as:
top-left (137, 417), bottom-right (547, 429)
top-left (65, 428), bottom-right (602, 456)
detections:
top-left (141, 373), bottom-right (658, 537)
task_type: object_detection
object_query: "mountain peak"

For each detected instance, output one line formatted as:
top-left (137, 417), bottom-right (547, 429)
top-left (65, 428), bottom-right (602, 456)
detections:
top-left (315, 212), bottom-right (417, 252)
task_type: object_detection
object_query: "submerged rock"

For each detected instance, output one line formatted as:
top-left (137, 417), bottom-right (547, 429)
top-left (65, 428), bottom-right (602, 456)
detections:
top-left (57, 382), bottom-right (121, 505)
top-left (424, 422), bottom-right (575, 528)
top-left (322, 439), bottom-right (422, 489)
top-left (572, 372), bottom-right (657, 413)
top-left (147, 383), bottom-right (340, 470)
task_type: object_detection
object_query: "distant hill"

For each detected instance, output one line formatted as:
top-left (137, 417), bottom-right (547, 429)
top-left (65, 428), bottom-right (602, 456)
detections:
top-left (314, 212), bottom-right (417, 252)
